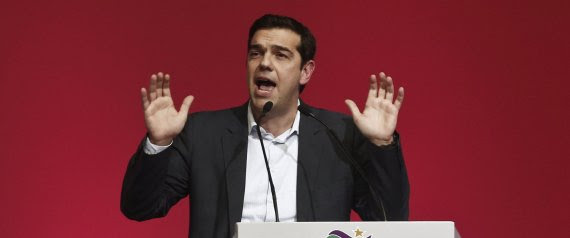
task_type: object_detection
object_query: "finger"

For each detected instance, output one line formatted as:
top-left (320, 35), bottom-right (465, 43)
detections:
top-left (179, 95), bottom-right (195, 116)
top-left (156, 72), bottom-right (164, 97)
top-left (394, 87), bottom-right (404, 110)
top-left (149, 74), bottom-right (157, 101)
top-left (368, 74), bottom-right (378, 99)
top-left (141, 88), bottom-right (150, 109)
top-left (386, 76), bottom-right (395, 102)
top-left (344, 99), bottom-right (362, 120)
top-left (378, 72), bottom-right (387, 99)
top-left (163, 74), bottom-right (171, 97)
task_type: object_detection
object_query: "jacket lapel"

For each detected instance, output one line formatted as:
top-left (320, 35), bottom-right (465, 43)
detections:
top-left (296, 103), bottom-right (325, 221)
top-left (222, 104), bottom-right (249, 232)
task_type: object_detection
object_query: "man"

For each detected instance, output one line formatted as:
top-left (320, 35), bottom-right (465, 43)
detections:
top-left (121, 14), bottom-right (409, 238)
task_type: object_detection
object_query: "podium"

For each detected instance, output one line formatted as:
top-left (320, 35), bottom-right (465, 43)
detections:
top-left (235, 221), bottom-right (461, 238)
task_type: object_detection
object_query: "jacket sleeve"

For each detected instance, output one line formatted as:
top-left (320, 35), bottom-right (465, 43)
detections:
top-left (120, 119), bottom-right (193, 221)
top-left (351, 131), bottom-right (410, 221)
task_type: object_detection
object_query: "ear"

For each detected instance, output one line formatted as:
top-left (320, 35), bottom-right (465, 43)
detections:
top-left (299, 60), bottom-right (315, 86)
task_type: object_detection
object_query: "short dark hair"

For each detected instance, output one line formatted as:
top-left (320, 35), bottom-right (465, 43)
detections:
top-left (248, 14), bottom-right (316, 92)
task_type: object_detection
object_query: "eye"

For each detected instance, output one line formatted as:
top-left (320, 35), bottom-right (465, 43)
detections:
top-left (276, 52), bottom-right (289, 59)
top-left (249, 50), bottom-right (261, 58)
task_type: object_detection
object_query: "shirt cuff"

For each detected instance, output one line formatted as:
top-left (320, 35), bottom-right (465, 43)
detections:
top-left (143, 137), bottom-right (173, 155)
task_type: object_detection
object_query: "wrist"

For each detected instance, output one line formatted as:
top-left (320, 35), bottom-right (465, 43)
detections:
top-left (370, 134), bottom-right (394, 147)
top-left (149, 136), bottom-right (173, 146)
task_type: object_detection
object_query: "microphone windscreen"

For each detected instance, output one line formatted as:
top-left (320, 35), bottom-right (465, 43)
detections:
top-left (263, 101), bottom-right (273, 114)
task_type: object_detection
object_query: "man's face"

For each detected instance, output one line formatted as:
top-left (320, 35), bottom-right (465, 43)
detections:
top-left (246, 28), bottom-right (311, 114)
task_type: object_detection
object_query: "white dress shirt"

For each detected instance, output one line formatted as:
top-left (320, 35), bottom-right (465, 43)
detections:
top-left (143, 103), bottom-right (300, 222)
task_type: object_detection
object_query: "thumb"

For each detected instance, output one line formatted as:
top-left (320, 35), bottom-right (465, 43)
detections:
top-left (179, 95), bottom-right (194, 115)
top-left (344, 99), bottom-right (362, 119)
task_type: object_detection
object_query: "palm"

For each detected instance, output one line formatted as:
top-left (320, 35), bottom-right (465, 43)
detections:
top-left (345, 72), bottom-right (404, 146)
top-left (356, 96), bottom-right (399, 141)
top-left (144, 97), bottom-right (184, 141)
top-left (141, 73), bottom-right (194, 145)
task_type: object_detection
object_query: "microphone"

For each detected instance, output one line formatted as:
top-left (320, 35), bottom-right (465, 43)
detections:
top-left (262, 101), bottom-right (273, 115)
top-left (256, 101), bottom-right (280, 222)
top-left (298, 104), bottom-right (388, 221)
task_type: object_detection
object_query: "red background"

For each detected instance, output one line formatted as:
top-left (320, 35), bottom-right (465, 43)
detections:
top-left (1, 0), bottom-right (568, 237)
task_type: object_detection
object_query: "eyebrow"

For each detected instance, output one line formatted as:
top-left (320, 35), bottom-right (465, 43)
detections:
top-left (248, 44), bottom-right (264, 51)
top-left (271, 45), bottom-right (294, 55)
top-left (248, 44), bottom-right (294, 55)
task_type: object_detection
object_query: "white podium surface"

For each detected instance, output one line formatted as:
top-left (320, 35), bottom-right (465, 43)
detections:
top-left (235, 221), bottom-right (460, 238)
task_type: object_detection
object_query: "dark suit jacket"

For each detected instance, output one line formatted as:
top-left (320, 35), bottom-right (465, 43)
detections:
top-left (121, 102), bottom-right (409, 238)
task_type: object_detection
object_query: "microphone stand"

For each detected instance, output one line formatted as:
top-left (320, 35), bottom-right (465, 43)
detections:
top-left (256, 101), bottom-right (280, 222)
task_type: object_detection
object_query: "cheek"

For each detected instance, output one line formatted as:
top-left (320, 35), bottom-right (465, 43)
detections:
top-left (246, 60), bottom-right (258, 74)
top-left (246, 65), bottom-right (254, 75)
top-left (277, 66), bottom-right (301, 83)
top-left (245, 69), bottom-right (254, 88)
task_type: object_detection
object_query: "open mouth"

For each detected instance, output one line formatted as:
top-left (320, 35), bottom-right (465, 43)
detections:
top-left (255, 77), bottom-right (277, 92)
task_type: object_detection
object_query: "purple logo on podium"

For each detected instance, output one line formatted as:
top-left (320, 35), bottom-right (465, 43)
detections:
top-left (326, 227), bottom-right (371, 238)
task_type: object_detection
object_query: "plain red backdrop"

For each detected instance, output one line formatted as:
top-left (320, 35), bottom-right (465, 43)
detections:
top-left (1, 0), bottom-right (568, 237)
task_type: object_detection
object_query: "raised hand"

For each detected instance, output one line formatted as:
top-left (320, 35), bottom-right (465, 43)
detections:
top-left (345, 72), bottom-right (404, 146)
top-left (141, 72), bottom-right (194, 146)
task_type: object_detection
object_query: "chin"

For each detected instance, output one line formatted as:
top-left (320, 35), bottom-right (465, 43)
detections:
top-left (250, 96), bottom-right (262, 106)
top-left (252, 98), bottom-right (271, 107)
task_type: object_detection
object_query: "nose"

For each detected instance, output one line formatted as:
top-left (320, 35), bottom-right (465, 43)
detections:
top-left (258, 53), bottom-right (273, 71)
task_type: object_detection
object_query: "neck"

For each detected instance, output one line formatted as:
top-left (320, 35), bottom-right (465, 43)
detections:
top-left (252, 100), bottom-right (298, 136)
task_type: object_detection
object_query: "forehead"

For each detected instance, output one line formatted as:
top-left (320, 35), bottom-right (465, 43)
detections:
top-left (250, 28), bottom-right (301, 51)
